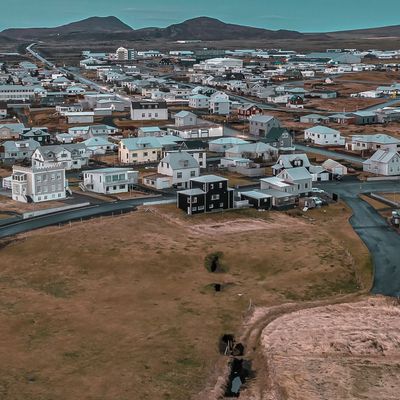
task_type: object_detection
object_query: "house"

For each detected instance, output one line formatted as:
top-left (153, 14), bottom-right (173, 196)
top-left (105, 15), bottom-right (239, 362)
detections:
top-left (299, 114), bottom-right (329, 124)
top-left (308, 90), bottom-right (337, 99)
top-left (64, 111), bottom-right (94, 124)
top-left (249, 115), bottom-right (281, 136)
top-left (86, 125), bottom-right (118, 139)
top-left (309, 165), bottom-right (330, 182)
top-left (0, 85), bottom-right (46, 101)
top-left (0, 104), bottom-right (7, 119)
top-left (225, 142), bottom-right (278, 161)
top-left (0, 139), bottom-right (40, 163)
top-left (263, 127), bottom-right (293, 150)
top-left (55, 133), bottom-right (74, 144)
top-left (286, 95), bottom-right (304, 109)
top-left (56, 103), bottom-right (84, 115)
top-left (168, 124), bottom-right (223, 139)
top-left (188, 94), bottom-right (210, 109)
top-left (82, 168), bottom-right (138, 194)
top-left (155, 151), bottom-right (200, 189)
top-left (175, 111), bottom-right (198, 126)
top-left (328, 113), bottom-right (354, 125)
top-left (0, 122), bottom-right (25, 140)
top-left (137, 126), bottom-right (166, 137)
top-left (208, 137), bottom-right (249, 153)
top-left (239, 190), bottom-right (273, 210)
top-left (11, 164), bottom-right (68, 203)
top-left (119, 136), bottom-right (183, 164)
top-left (66, 86), bottom-right (86, 95)
top-left (322, 159), bottom-right (348, 176)
top-left (349, 111), bottom-right (378, 125)
top-left (346, 134), bottom-right (400, 153)
top-left (272, 153), bottom-right (311, 175)
top-left (304, 126), bottom-right (345, 146)
top-left (82, 137), bottom-right (117, 155)
top-left (262, 167), bottom-right (312, 196)
top-left (363, 150), bottom-right (400, 176)
top-left (130, 100), bottom-right (168, 121)
top-left (177, 175), bottom-right (234, 215)
top-left (32, 144), bottom-right (89, 170)
top-left (237, 103), bottom-right (263, 120)
top-left (20, 128), bottom-right (51, 144)
top-left (209, 92), bottom-right (230, 115)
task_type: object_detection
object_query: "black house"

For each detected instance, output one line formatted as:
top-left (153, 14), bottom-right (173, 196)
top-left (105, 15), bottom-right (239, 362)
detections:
top-left (177, 175), bottom-right (234, 215)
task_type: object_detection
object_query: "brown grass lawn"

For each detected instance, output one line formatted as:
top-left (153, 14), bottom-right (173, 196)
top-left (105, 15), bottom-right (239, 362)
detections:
top-left (0, 203), bottom-right (371, 400)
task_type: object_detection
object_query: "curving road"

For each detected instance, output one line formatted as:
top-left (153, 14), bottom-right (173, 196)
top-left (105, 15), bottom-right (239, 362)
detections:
top-left (318, 179), bottom-right (400, 296)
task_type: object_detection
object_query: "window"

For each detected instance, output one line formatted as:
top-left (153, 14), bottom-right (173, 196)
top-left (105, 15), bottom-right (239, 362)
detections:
top-left (190, 171), bottom-right (196, 177)
top-left (132, 153), bottom-right (137, 158)
top-left (177, 172), bottom-right (182, 178)
top-left (211, 194), bottom-right (220, 200)
top-left (219, 182), bottom-right (223, 188)
top-left (144, 152), bottom-right (148, 157)
top-left (220, 202), bottom-right (224, 207)
top-left (192, 197), bottom-right (197, 203)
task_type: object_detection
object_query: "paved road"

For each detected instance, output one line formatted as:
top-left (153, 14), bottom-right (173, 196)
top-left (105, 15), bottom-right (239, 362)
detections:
top-left (362, 98), bottom-right (400, 111)
top-left (317, 179), bottom-right (400, 296)
top-left (295, 143), bottom-right (364, 164)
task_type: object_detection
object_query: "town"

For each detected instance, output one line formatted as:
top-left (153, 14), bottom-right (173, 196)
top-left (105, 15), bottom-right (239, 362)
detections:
top-left (1, 8), bottom-right (400, 400)
top-left (1, 45), bottom-right (400, 222)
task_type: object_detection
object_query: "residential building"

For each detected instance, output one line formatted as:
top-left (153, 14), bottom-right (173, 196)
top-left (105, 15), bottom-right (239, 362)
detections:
top-left (263, 127), bottom-right (293, 150)
top-left (0, 139), bottom-right (40, 163)
top-left (0, 122), bottom-right (25, 140)
top-left (249, 115), bottom-right (281, 136)
top-left (209, 92), bottom-right (230, 115)
top-left (168, 124), bottom-right (223, 139)
top-left (299, 114), bottom-right (329, 124)
top-left (130, 100), bottom-right (168, 121)
top-left (20, 128), bottom-right (51, 144)
top-left (32, 144), bottom-right (89, 170)
top-left (0, 85), bottom-right (46, 101)
top-left (156, 151), bottom-right (200, 189)
top-left (208, 137), bottom-right (249, 153)
top-left (137, 126), bottom-right (166, 137)
top-left (346, 134), bottom-right (400, 152)
top-left (64, 111), bottom-right (95, 124)
top-left (174, 110), bottom-right (198, 127)
top-left (272, 153), bottom-right (311, 175)
top-left (237, 103), bottom-right (263, 120)
top-left (11, 164), bottom-right (68, 203)
top-left (188, 94), bottom-right (210, 109)
top-left (82, 137), bottom-right (117, 155)
top-left (262, 167), bottom-right (312, 196)
top-left (82, 168), bottom-right (138, 194)
top-left (177, 175), bottom-right (234, 215)
top-left (225, 142), bottom-right (278, 161)
top-left (322, 159), bottom-right (348, 176)
top-left (363, 150), bottom-right (400, 176)
top-left (304, 126), bottom-right (345, 146)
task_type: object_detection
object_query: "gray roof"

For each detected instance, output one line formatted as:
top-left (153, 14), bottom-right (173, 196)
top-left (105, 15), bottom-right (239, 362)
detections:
top-left (3, 139), bottom-right (40, 152)
top-left (178, 188), bottom-right (205, 196)
top-left (192, 174), bottom-right (228, 183)
top-left (161, 151), bottom-right (199, 170)
top-left (250, 115), bottom-right (276, 123)
top-left (280, 166), bottom-right (312, 181)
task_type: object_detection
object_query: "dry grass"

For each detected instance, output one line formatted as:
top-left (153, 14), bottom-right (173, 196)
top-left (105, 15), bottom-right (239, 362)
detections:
top-left (0, 195), bottom-right (66, 214)
top-left (0, 204), bottom-right (371, 400)
top-left (257, 297), bottom-right (400, 400)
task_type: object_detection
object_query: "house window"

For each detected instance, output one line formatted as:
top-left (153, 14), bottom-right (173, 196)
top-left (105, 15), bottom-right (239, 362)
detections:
top-left (177, 172), bottom-right (182, 178)
top-left (211, 194), bottom-right (220, 200)
top-left (190, 171), bottom-right (196, 177)
top-left (219, 182), bottom-right (223, 188)
top-left (220, 202), bottom-right (224, 207)
top-left (198, 205), bottom-right (205, 211)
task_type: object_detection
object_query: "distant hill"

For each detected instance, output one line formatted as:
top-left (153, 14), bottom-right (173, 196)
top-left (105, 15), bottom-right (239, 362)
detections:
top-left (331, 24), bottom-right (400, 38)
top-left (1, 16), bottom-right (132, 39)
top-left (134, 17), bottom-right (307, 40)
top-left (1, 16), bottom-right (313, 42)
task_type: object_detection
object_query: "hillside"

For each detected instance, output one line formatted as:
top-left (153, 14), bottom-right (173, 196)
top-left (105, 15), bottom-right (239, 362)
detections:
top-left (1, 16), bottom-right (132, 39)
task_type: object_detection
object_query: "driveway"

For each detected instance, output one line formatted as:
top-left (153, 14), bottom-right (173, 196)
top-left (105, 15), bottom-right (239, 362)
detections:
top-left (318, 179), bottom-right (400, 296)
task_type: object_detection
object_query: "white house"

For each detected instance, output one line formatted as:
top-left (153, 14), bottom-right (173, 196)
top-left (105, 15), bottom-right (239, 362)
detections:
top-left (32, 144), bottom-right (89, 170)
top-left (168, 124), bottom-right (223, 139)
top-left (322, 159), bottom-right (348, 176)
top-left (249, 115), bottom-right (281, 136)
top-left (82, 168), bottom-right (138, 194)
top-left (156, 151), bottom-right (200, 189)
top-left (130, 100), bottom-right (168, 121)
top-left (65, 112), bottom-right (94, 124)
top-left (346, 134), bottom-right (400, 152)
top-left (208, 137), bottom-right (249, 153)
top-left (363, 150), bottom-right (400, 176)
top-left (209, 92), bottom-right (230, 115)
top-left (304, 126), bottom-right (345, 146)
top-left (11, 164), bottom-right (68, 203)
top-left (82, 137), bottom-right (117, 155)
top-left (175, 110), bottom-right (198, 126)
top-left (188, 94), bottom-right (210, 109)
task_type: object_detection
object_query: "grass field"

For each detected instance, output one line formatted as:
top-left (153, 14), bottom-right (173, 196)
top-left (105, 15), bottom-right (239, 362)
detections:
top-left (0, 203), bottom-right (371, 399)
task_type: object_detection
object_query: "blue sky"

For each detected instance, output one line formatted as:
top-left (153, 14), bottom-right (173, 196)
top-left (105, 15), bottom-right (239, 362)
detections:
top-left (2, 0), bottom-right (400, 32)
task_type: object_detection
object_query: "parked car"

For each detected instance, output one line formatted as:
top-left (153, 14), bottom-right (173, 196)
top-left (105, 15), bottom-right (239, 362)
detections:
top-left (311, 188), bottom-right (325, 194)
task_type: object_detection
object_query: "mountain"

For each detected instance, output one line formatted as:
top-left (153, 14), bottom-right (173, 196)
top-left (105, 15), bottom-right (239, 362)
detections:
top-left (1, 16), bottom-right (310, 42)
top-left (134, 17), bottom-right (306, 40)
top-left (1, 16), bottom-right (132, 39)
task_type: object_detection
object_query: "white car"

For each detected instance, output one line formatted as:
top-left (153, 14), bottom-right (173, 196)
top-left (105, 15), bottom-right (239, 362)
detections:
top-left (311, 188), bottom-right (325, 194)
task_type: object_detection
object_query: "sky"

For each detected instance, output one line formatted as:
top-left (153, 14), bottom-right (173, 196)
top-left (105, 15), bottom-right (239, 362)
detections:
top-left (2, 0), bottom-right (400, 32)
